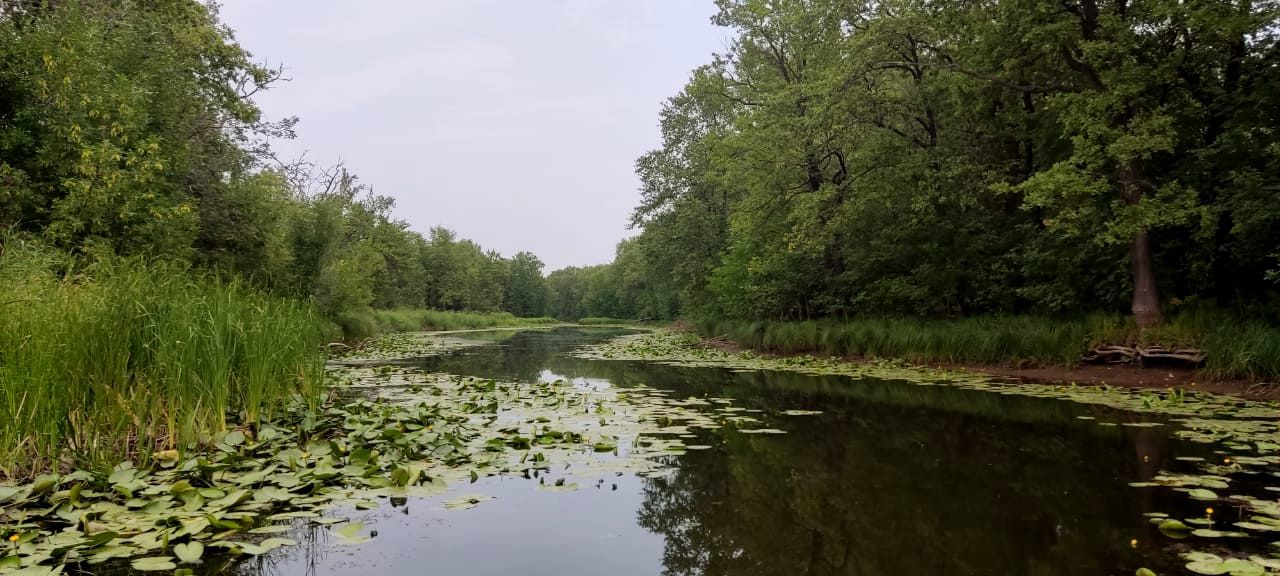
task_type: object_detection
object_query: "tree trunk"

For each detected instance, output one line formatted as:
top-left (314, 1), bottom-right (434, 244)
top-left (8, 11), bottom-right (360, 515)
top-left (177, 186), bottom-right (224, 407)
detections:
top-left (1121, 161), bottom-right (1161, 327)
top-left (1130, 230), bottom-right (1161, 327)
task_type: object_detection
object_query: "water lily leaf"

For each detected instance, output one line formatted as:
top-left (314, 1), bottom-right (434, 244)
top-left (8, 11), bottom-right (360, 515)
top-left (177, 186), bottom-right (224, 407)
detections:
top-left (249, 525), bottom-right (293, 534)
top-left (131, 556), bottom-right (177, 571)
top-left (443, 493), bottom-right (491, 510)
top-left (1220, 559), bottom-right (1263, 576)
top-left (332, 522), bottom-right (372, 545)
top-left (173, 542), bottom-right (203, 564)
top-left (781, 410), bottom-right (822, 416)
top-left (1135, 569), bottom-right (1157, 576)
top-left (8, 566), bottom-right (62, 576)
top-left (1236, 521), bottom-right (1280, 532)
top-left (1192, 528), bottom-right (1248, 538)
top-left (208, 489), bottom-right (250, 510)
top-left (261, 537), bottom-right (297, 549)
top-left (1188, 488), bottom-right (1219, 500)
top-left (1249, 556), bottom-right (1280, 570)
top-left (253, 486), bottom-right (294, 503)
top-left (83, 531), bottom-right (119, 548)
top-left (0, 486), bottom-right (26, 504)
top-left (389, 466), bottom-right (412, 487)
top-left (175, 517), bottom-right (210, 538)
top-left (224, 430), bottom-right (245, 447)
top-left (1185, 560), bottom-right (1229, 575)
top-left (107, 466), bottom-right (136, 486)
top-left (230, 537), bottom-right (296, 555)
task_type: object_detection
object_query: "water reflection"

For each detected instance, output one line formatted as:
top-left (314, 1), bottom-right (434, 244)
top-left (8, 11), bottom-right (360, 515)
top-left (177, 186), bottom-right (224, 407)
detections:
top-left (234, 328), bottom-right (1203, 576)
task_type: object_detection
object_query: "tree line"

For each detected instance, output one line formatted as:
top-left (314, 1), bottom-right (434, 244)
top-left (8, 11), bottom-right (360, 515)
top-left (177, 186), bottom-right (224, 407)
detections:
top-left (557, 0), bottom-right (1280, 327)
top-left (0, 0), bottom-right (553, 334)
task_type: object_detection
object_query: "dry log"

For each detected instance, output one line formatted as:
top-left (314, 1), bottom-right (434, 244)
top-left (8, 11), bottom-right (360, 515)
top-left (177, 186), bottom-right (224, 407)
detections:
top-left (1081, 345), bottom-right (1205, 366)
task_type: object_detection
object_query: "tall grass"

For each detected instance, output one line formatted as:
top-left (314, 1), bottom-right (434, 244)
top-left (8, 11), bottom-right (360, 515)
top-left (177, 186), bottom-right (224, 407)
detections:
top-left (371, 308), bottom-right (558, 333)
top-left (696, 313), bottom-right (1280, 380)
top-left (0, 240), bottom-right (327, 479)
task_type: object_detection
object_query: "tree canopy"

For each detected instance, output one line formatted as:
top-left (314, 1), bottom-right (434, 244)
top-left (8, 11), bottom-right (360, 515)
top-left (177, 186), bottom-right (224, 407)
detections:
top-left (0, 0), bottom-right (554, 333)
top-left (557, 0), bottom-right (1280, 325)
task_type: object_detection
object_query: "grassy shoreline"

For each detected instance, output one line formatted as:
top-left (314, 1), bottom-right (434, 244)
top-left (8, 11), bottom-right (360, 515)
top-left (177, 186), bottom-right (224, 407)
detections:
top-left (0, 242), bottom-right (327, 480)
top-left (695, 313), bottom-right (1280, 382)
top-left (368, 309), bottom-right (558, 335)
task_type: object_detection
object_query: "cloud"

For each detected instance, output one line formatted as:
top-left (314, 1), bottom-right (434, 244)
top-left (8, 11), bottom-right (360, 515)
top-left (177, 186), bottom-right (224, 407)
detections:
top-left (282, 40), bottom-right (515, 117)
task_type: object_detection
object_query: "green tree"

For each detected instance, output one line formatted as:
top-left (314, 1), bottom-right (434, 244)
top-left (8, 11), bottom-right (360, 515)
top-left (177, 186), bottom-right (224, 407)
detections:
top-left (505, 251), bottom-right (547, 317)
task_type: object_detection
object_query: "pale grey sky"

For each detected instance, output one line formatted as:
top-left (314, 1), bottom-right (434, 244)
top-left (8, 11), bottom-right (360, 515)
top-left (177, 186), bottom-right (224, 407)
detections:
top-left (216, 1), bottom-right (728, 271)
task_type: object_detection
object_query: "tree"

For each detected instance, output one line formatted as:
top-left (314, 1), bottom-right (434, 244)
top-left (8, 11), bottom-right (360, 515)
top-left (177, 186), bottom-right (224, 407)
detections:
top-left (505, 251), bottom-right (547, 318)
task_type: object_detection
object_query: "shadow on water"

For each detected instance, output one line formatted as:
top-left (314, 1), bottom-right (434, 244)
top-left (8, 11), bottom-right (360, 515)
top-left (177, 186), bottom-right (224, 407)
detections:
top-left (228, 327), bottom-right (1213, 576)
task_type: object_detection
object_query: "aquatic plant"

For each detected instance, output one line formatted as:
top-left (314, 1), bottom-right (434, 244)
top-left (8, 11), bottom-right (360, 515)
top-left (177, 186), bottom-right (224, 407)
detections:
top-left (0, 242), bottom-right (328, 479)
top-left (0, 331), bottom-right (778, 575)
top-left (579, 331), bottom-right (1280, 574)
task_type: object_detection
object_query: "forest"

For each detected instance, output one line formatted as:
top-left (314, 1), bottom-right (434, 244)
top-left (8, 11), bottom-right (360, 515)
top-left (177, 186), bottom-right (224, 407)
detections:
top-left (577, 0), bottom-right (1280, 327)
top-left (0, 1), bottom-right (560, 339)
top-left (3, 3), bottom-right (1280, 575)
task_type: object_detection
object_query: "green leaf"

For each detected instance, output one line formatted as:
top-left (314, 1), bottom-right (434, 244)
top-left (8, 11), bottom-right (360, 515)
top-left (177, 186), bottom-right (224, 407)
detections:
top-left (1187, 488), bottom-right (1218, 500)
top-left (131, 556), bottom-right (178, 572)
top-left (332, 522), bottom-right (372, 545)
top-left (174, 541), bottom-right (203, 564)
top-left (224, 430), bottom-right (246, 447)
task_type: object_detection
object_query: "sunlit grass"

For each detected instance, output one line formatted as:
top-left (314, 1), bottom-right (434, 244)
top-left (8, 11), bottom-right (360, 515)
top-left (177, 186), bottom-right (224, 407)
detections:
top-left (0, 239), bottom-right (327, 479)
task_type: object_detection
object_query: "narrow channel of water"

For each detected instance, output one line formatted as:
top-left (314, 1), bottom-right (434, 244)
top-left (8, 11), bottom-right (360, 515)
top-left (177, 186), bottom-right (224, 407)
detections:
top-left (234, 327), bottom-right (1230, 576)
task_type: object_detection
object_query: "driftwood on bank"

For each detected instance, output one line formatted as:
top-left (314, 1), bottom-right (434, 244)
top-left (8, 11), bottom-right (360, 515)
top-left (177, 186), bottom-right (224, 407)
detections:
top-left (1081, 345), bottom-right (1206, 367)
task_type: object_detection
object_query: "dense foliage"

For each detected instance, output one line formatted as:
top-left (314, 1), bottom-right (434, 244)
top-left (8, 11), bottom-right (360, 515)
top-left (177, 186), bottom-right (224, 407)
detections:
top-left (0, 0), bottom-right (553, 336)
top-left (560, 0), bottom-right (1280, 328)
top-left (0, 238), bottom-right (327, 477)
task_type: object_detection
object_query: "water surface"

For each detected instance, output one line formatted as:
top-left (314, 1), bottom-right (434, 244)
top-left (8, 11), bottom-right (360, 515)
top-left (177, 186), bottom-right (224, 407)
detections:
top-left (240, 327), bottom-right (1222, 576)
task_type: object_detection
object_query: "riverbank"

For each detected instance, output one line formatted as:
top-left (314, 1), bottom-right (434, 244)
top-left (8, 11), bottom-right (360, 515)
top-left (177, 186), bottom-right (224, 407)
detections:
top-left (702, 335), bottom-right (1268, 398)
top-left (0, 242), bottom-right (327, 480)
top-left (694, 315), bottom-right (1280, 387)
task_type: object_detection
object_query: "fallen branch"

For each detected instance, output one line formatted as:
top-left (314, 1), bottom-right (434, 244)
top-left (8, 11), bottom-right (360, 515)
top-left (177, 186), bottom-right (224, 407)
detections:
top-left (1081, 345), bottom-right (1205, 366)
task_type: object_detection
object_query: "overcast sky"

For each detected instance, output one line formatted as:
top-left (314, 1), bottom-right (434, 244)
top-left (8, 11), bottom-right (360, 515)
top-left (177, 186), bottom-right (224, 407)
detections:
top-left (216, 1), bottom-right (729, 271)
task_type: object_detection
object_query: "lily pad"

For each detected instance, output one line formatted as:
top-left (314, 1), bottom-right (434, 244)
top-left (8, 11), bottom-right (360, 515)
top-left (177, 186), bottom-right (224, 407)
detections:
top-left (131, 556), bottom-right (178, 572)
top-left (173, 542), bottom-right (203, 564)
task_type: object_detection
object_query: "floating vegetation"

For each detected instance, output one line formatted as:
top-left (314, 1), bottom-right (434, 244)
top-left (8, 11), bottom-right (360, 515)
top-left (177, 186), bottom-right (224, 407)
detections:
top-left (329, 332), bottom-right (493, 365)
top-left (0, 330), bottom-right (787, 575)
top-left (577, 331), bottom-right (1280, 571)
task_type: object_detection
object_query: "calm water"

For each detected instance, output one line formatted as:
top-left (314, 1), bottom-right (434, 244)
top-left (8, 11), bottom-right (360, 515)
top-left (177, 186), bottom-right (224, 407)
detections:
top-left (236, 327), bottom-right (1218, 576)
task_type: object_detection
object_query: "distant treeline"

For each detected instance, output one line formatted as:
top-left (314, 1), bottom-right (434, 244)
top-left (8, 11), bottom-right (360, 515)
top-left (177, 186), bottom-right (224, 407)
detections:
top-left (0, 0), bottom-right (553, 336)
top-left (557, 0), bottom-right (1280, 329)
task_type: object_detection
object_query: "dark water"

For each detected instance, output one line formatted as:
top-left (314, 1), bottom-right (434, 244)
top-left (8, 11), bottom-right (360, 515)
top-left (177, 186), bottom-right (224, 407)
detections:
top-left (239, 327), bottom-right (1212, 576)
